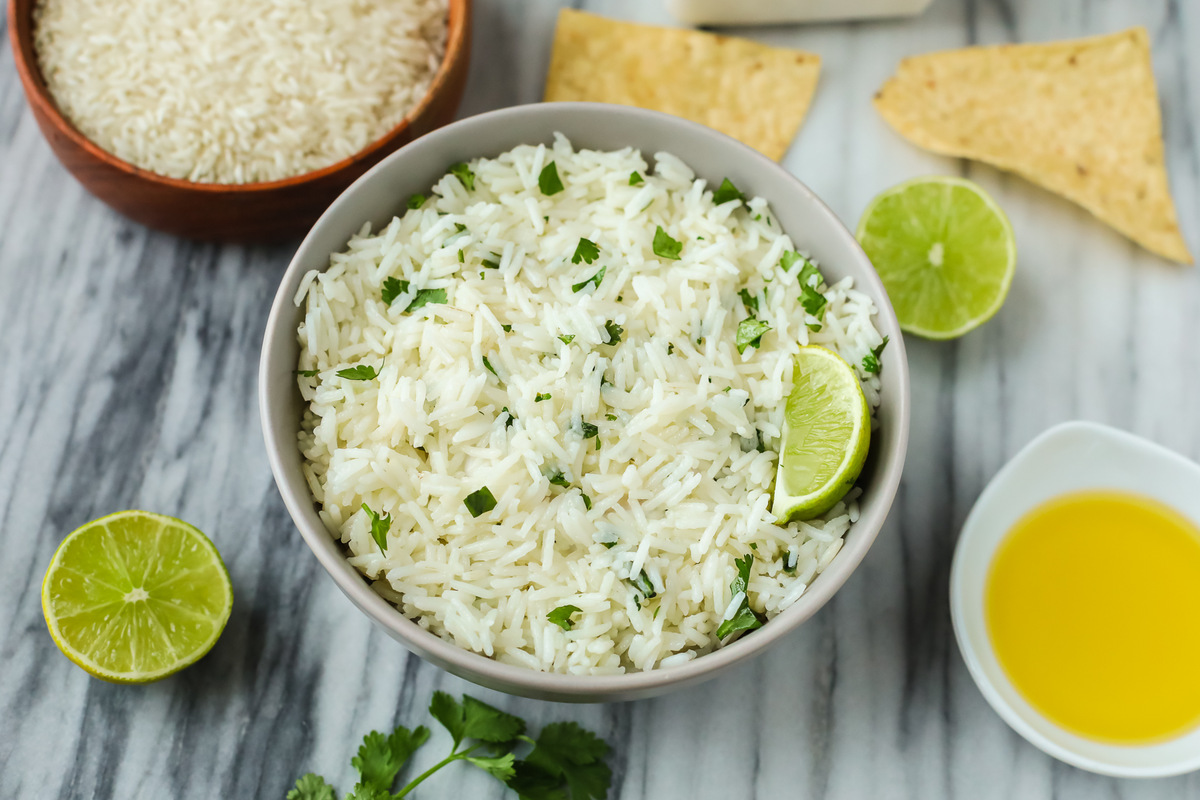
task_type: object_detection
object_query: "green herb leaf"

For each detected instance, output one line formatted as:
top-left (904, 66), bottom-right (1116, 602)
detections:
top-left (458, 248), bottom-right (465, 263)
top-left (738, 288), bottom-right (758, 315)
top-left (539, 162), bottom-right (564, 195)
top-left (464, 487), bottom-right (497, 518)
top-left (712, 177), bottom-right (746, 206)
top-left (297, 369), bottom-right (320, 378)
top-left (406, 194), bottom-right (426, 210)
top-left (800, 284), bottom-right (827, 319)
top-left (482, 253), bottom-right (502, 269)
top-left (715, 602), bottom-right (765, 640)
top-left (351, 725), bottom-right (430, 792)
top-left (558, 334), bottom-right (575, 345)
top-left (547, 471), bottom-right (570, 488)
top-left (382, 277), bottom-right (410, 306)
top-left (430, 692), bottom-right (525, 750)
top-left (630, 569), bottom-right (657, 599)
top-left (407, 287), bottom-right (447, 312)
top-left (287, 774), bottom-right (338, 800)
top-left (756, 429), bottom-right (767, 453)
top-left (736, 318), bottom-right (771, 355)
top-left (343, 785), bottom-right (387, 800)
top-left (547, 605), bottom-right (581, 631)
top-left (716, 554), bottom-right (765, 639)
top-left (628, 171), bottom-right (644, 186)
top-left (605, 413), bottom-right (617, 421)
top-left (536, 392), bottom-right (552, 403)
top-left (449, 162), bottom-right (475, 191)
top-left (361, 504), bottom-right (391, 554)
top-left (652, 226), bottom-right (682, 260)
top-left (337, 365), bottom-right (378, 381)
top-left (571, 238), bottom-right (600, 265)
top-left (862, 335), bottom-right (890, 375)
top-left (667, 343), bottom-right (675, 355)
top-left (502, 324), bottom-right (513, 333)
top-left (483, 355), bottom-right (501, 380)
top-left (580, 421), bottom-right (598, 439)
top-left (581, 493), bottom-right (592, 511)
top-left (782, 550), bottom-right (798, 575)
top-left (798, 260), bottom-right (823, 289)
top-left (517, 721), bottom-right (612, 800)
top-left (571, 266), bottom-right (606, 294)
top-left (603, 320), bottom-right (623, 345)
top-left (502, 407), bottom-right (516, 429)
top-left (466, 753), bottom-right (517, 783)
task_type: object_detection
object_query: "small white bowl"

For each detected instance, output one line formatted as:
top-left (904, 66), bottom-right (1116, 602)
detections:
top-left (950, 420), bottom-right (1200, 778)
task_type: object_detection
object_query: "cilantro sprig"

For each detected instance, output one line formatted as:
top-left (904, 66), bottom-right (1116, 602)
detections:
top-left (287, 692), bottom-right (612, 800)
top-left (572, 238), bottom-right (600, 265)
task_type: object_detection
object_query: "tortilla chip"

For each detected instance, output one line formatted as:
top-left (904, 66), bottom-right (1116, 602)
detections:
top-left (874, 27), bottom-right (1191, 264)
top-left (543, 9), bottom-right (820, 161)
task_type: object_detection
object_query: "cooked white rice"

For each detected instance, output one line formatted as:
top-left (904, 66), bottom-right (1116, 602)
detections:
top-left (33, 0), bottom-right (447, 184)
top-left (295, 135), bottom-right (885, 674)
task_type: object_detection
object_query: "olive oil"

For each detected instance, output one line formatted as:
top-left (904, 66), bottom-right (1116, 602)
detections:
top-left (986, 490), bottom-right (1200, 744)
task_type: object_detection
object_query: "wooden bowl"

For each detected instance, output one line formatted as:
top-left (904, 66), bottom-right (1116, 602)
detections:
top-left (6, 0), bottom-right (471, 241)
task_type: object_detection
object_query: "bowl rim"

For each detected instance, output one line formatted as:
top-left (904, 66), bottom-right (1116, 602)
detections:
top-left (950, 420), bottom-right (1200, 777)
top-left (5, 0), bottom-right (470, 192)
top-left (259, 102), bottom-right (911, 698)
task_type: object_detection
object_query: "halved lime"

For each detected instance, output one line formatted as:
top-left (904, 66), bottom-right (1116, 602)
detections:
top-left (42, 510), bottom-right (233, 683)
top-left (857, 176), bottom-right (1016, 339)
top-left (773, 346), bottom-right (871, 523)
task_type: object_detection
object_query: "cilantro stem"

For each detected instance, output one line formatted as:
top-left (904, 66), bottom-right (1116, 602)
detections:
top-left (394, 751), bottom-right (467, 798)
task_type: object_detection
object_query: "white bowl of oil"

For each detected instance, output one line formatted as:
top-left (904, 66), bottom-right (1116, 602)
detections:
top-left (951, 420), bottom-right (1200, 778)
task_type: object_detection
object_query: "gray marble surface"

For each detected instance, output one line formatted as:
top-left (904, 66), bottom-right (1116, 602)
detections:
top-left (3, 0), bottom-right (1200, 797)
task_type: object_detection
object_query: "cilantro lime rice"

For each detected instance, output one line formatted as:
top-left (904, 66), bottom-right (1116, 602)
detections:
top-left (294, 135), bottom-right (885, 674)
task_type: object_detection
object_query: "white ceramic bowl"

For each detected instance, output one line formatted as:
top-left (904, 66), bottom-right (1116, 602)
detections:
top-left (260, 102), bottom-right (911, 702)
top-left (951, 420), bottom-right (1200, 777)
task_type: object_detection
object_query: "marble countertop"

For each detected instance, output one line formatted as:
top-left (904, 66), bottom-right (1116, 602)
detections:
top-left (3, 0), bottom-right (1200, 797)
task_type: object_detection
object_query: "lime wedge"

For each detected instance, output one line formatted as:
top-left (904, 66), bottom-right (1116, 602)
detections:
top-left (41, 510), bottom-right (233, 683)
top-left (773, 346), bottom-right (871, 523)
top-left (857, 176), bottom-right (1016, 339)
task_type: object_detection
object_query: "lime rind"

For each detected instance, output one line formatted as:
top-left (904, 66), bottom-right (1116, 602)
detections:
top-left (857, 176), bottom-right (1016, 340)
top-left (772, 347), bottom-right (872, 523)
top-left (41, 510), bottom-right (233, 684)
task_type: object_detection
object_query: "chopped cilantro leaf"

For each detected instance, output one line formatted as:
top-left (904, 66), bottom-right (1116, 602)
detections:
top-left (457, 248), bottom-right (464, 263)
top-left (572, 238), bottom-right (600, 265)
top-left (863, 335), bottom-right (890, 374)
top-left (361, 503), bottom-right (391, 554)
top-left (780, 250), bottom-right (805, 273)
top-left (800, 284), bottom-right (827, 319)
top-left (736, 318), bottom-right (771, 354)
top-left (807, 322), bottom-right (822, 332)
top-left (605, 413), bottom-right (618, 421)
top-left (716, 554), bottom-right (765, 639)
top-left (571, 265), bottom-right (606, 293)
top-left (628, 171), bottom-right (644, 186)
top-left (406, 193), bottom-right (426, 210)
top-left (731, 553), bottom-right (753, 595)
top-left (449, 162), bottom-right (475, 191)
top-left (652, 225), bottom-right (683, 260)
top-left (630, 569), bottom-right (657, 599)
top-left (482, 355), bottom-right (500, 379)
top-left (482, 252), bottom-right (502, 269)
top-left (581, 493), bottom-right (592, 511)
top-left (464, 487), bottom-right (497, 518)
top-left (738, 288), bottom-right (759, 315)
top-left (382, 276), bottom-right (409, 306)
top-left (547, 605), bottom-right (581, 631)
top-left (407, 287), bottom-right (447, 312)
top-left (580, 421), bottom-right (598, 439)
top-left (782, 550), bottom-right (798, 575)
top-left (712, 177), bottom-right (746, 206)
top-left (501, 407), bottom-right (516, 429)
top-left (756, 429), bottom-right (767, 453)
top-left (558, 334), bottom-right (575, 345)
top-left (538, 161), bottom-right (564, 195)
top-left (547, 470), bottom-right (570, 488)
top-left (535, 392), bottom-right (551, 402)
top-left (501, 324), bottom-right (513, 333)
top-left (798, 260), bottom-right (823, 289)
top-left (337, 364), bottom-right (378, 381)
top-left (297, 369), bottom-right (320, 378)
top-left (454, 222), bottom-right (467, 233)
top-left (667, 343), bottom-right (675, 355)
top-left (603, 320), bottom-right (623, 344)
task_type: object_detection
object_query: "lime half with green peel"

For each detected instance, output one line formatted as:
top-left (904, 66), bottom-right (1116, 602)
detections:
top-left (857, 176), bottom-right (1016, 340)
top-left (42, 510), bottom-right (233, 683)
top-left (773, 346), bottom-right (871, 523)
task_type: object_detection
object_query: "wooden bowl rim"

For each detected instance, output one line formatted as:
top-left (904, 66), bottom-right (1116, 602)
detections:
top-left (6, 0), bottom-right (470, 194)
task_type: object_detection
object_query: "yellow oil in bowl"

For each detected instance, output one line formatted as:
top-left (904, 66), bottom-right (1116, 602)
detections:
top-left (986, 490), bottom-right (1200, 744)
